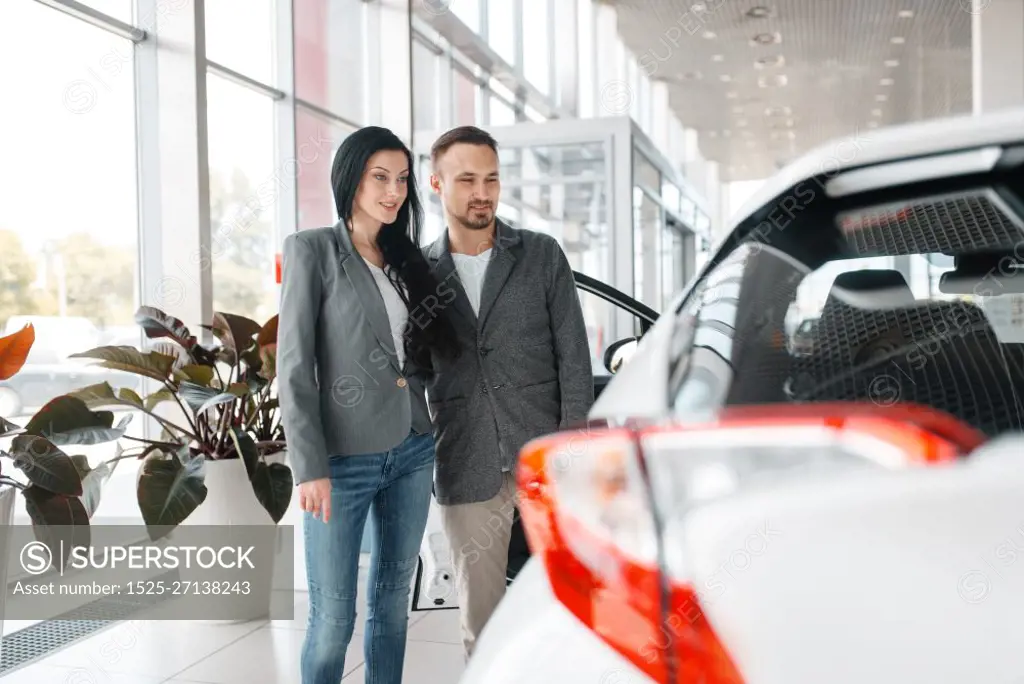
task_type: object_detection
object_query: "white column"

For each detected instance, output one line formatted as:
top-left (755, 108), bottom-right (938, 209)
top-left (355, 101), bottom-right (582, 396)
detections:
top-left (576, 0), bottom-right (596, 118)
top-left (651, 81), bottom-right (671, 151)
top-left (594, 3), bottom-right (620, 117)
top-left (972, 0), bottom-right (1024, 114)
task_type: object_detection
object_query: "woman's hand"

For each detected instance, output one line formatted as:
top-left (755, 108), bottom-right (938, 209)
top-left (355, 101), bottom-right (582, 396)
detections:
top-left (298, 478), bottom-right (333, 523)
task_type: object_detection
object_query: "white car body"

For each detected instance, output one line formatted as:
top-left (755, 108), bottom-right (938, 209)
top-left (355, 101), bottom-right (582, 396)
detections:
top-left (454, 106), bottom-right (1024, 684)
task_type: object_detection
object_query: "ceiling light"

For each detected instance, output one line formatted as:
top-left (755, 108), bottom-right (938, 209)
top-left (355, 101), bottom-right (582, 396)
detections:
top-left (680, 71), bottom-right (703, 80)
top-left (885, 59), bottom-right (900, 67)
top-left (758, 74), bottom-right (789, 87)
top-left (764, 105), bottom-right (793, 116)
top-left (723, 130), bottom-right (733, 137)
top-left (876, 94), bottom-right (888, 102)
top-left (868, 121), bottom-right (879, 129)
top-left (736, 119), bottom-right (748, 127)
top-left (712, 54), bottom-right (725, 62)
top-left (708, 131), bottom-right (719, 138)
top-left (726, 91), bottom-right (739, 99)
top-left (751, 32), bottom-right (782, 46)
top-left (746, 6), bottom-right (773, 18)
top-left (755, 55), bottom-right (786, 68)
top-left (732, 105), bottom-right (745, 114)
top-left (720, 74), bottom-right (733, 82)
top-left (703, 30), bottom-right (717, 39)
top-left (891, 36), bottom-right (905, 44)
top-left (871, 108), bottom-right (883, 117)
top-left (880, 77), bottom-right (894, 86)
top-left (691, 2), bottom-right (707, 11)
top-left (898, 9), bottom-right (914, 18)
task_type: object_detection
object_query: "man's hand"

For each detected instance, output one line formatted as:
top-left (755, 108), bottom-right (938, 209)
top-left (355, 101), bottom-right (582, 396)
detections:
top-left (298, 478), bottom-right (332, 523)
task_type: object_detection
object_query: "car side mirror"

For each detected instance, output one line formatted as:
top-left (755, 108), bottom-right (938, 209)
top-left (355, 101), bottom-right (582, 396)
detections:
top-left (603, 337), bottom-right (640, 374)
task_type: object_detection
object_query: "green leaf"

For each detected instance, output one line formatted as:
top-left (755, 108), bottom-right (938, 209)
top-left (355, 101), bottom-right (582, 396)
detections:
top-left (178, 364), bottom-right (216, 386)
top-left (177, 381), bottom-right (239, 415)
top-left (117, 387), bottom-right (144, 408)
top-left (144, 388), bottom-right (176, 412)
top-left (177, 381), bottom-right (219, 412)
top-left (22, 396), bottom-right (124, 446)
top-left (67, 382), bottom-right (143, 412)
top-left (23, 486), bottom-right (91, 571)
top-left (226, 382), bottom-right (250, 398)
top-left (70, 454), bottom-right (116, 518)
top-left (134, 306), bottom-right (196, 348)
top-left (69, 346), bottom-right (176, 382)
top-left (251, 461), bottom-right (293, 523)
top-left (229, 428), bottom-right (259, 479)
top-left (10, 435), bottom-right (84, 496)
top-left (137, 448), bottom-right (208, 539)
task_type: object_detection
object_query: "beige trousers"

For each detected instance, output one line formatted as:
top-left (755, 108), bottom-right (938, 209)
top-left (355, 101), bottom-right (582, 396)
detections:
top-left (439, 471), bottom-right (519, 658)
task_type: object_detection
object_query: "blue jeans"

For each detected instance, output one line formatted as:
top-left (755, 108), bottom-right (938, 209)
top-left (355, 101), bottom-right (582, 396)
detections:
top-left (300, 430), bottom-right (435, 684)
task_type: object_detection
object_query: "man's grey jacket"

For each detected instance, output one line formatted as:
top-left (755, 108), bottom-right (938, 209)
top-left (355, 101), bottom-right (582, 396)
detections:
top-left (422, 218), bottom-right (594, 506)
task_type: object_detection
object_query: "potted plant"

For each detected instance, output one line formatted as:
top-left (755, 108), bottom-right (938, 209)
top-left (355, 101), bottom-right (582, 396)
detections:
top-left (64, 306), bottom-right (292, 535)
top-left (2, 323), bottom-right (129, 652)
top-left (1, 322), bottom-right (125, 536)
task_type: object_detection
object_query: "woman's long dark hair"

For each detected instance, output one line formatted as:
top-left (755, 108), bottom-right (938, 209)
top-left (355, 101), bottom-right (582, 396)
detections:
top-left (330, 126), bottom-right (461, 373)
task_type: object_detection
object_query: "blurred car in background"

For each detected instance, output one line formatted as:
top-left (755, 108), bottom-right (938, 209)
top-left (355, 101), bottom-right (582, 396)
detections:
top-left (0, 316), bottom-right (142, 418)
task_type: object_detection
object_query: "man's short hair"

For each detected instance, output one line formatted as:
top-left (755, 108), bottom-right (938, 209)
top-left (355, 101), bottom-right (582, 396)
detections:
top-left (430, 125), bottom-right (498, 168)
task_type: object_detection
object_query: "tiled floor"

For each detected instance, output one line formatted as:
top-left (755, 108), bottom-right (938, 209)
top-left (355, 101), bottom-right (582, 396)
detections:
top-left (0, 571), bottom-right (466, 683)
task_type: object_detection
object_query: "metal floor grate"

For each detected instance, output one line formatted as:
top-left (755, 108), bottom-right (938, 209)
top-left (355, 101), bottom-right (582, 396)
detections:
top-left (0, 618), bottom-right (113, 674)
top-left (0, 569), bottom-right (181, 675)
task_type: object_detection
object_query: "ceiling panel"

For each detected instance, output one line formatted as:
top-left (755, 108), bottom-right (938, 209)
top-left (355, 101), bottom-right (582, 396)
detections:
top-left (608, 0), bottom-right (973, 182)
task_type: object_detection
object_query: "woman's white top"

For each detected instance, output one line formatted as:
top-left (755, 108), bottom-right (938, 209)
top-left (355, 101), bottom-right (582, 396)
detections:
top-left (362, 256), bottom-right (409, 367)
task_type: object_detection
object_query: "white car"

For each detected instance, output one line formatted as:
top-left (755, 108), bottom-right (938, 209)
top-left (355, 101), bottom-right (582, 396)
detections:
top-left (447, 107), bottom-right (1024, 684)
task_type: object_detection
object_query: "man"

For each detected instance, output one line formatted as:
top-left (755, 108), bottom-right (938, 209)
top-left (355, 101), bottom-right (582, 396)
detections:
top-left (422, 125), bottom-right (594, 657)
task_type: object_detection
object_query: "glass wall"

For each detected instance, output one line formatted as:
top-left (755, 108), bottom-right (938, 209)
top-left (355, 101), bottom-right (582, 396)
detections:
top-left (522, 0), bottom-right (552, 95)
top-left (206, 73), bottom-right (279, 323)
top-left (0, 0), bottom-right (377, 526)
top-left (293, 0), bottom-right (366, 125)
top-left (486, 0), bottom-right (517, 66)
top-left (0, 1), bottom-right (146, 522)
top-left (206, 0), bottom-right (277, 84)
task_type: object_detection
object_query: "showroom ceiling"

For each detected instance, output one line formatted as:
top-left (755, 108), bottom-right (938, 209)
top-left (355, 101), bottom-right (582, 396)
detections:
top-left (609, 0), bottom-right (974, 182)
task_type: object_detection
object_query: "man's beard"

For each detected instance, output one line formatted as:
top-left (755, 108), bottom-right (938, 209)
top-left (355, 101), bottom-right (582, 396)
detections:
top-left (455, 203), bottom-right (494, 230)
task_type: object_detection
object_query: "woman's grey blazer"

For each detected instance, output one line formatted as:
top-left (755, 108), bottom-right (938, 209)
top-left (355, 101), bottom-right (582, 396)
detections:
top-left (277, 222), bottom-right (433, 485)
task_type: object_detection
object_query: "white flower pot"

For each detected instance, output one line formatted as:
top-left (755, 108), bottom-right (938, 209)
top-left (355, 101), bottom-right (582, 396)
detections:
top-left (177, 457), bottom-right (276, 624)
top-left (0, 485), bottom-right (17, 663)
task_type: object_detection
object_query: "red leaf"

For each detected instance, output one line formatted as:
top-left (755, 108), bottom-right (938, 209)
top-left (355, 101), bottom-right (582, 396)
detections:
top-left (0, 324), bottom-right (35, 381)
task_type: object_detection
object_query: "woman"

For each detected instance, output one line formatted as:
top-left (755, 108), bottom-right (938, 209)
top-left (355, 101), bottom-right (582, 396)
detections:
top-left (277, 126), bottom-right (461, 684)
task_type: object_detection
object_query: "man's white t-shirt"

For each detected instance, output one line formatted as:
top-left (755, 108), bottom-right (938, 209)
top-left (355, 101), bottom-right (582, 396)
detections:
top-left (363, 257), bottom-right (408, 367)
top-left (452, 248), bottom-right (493, 315)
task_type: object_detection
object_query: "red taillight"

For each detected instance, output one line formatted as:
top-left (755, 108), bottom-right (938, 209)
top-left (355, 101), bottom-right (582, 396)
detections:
top-left (517, 403), bottom-right (974, 683)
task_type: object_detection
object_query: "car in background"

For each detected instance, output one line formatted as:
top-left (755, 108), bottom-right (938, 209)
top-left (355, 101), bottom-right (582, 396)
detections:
top-left (458, 106), bottom-right (1024, 684)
